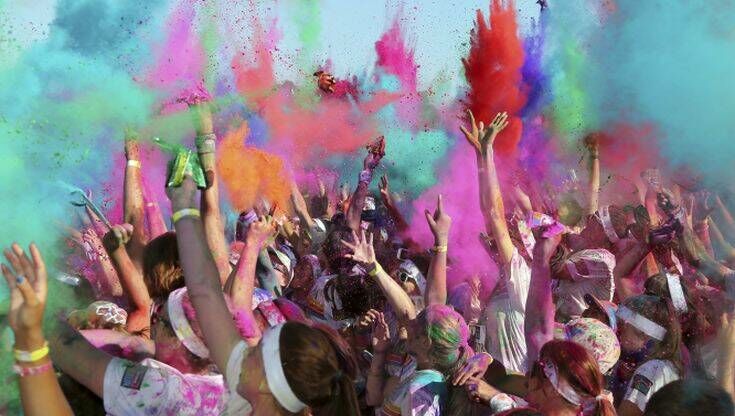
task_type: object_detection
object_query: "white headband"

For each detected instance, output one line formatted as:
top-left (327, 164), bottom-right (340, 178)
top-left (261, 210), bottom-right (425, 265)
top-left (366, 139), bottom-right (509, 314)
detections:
top-left (542, 360), bottom-right (583, 406)
top-left (542, 360), bottom-right (613, 414)
top-left (261, 323), bottom-right (306, 413)
top-left (597, 206), bottom-right (620, 243)
top-left (616, 305), bottom-right (667, 341)
top-left (167, 288), bottom-right (210, 358)
top-left (666, 273), bottom-right (689, 314)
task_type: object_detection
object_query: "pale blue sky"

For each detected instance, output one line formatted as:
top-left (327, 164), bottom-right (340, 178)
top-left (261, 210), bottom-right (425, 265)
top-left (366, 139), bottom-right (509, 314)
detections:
top-left (2, 0), bottom-right (541, 90)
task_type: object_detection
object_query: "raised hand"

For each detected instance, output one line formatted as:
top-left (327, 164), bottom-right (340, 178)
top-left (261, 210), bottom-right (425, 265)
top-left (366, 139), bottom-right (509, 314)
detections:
top-left (657, 189), bottom-right (681, 217)
top-left (341, 229), bottom-right (376, 266)
top-left (379, 174), bottom-right (391, 203)
top-left (459, 109), bottom-right (482, 153)
top-left (356, 308), bottom-right (380, 332)
top-left (314, 70), bottom-right (336, 93)
top-left (2, 244), bottom-right (48, 349)
top-left (102, 224), bottom-right (134, 253)
top-left (452, 352), bottom-right (493, 386)
top-left (641, 168), bottom-right (663, 193)
top-left (364, 136), bottom-right (386, 170)
top-left (583, 132), bottom-right (600, 157)
top-left (480, 111), bottom-right (509, 149)
top-left (424, 195), bottom-right (451, 246)
top-left (124, 127), bottom-right (140, 161)
top-left (371, 311), bottom-right (391, 354)
top-left (464, 377), bottom-right (497, 404)
top-left (246, 215), bottom-right (277, 249)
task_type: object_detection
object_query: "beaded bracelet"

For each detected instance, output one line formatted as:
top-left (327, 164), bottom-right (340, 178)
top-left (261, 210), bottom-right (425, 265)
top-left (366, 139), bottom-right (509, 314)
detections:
top-left (13, 361), bottom-right (53, 377)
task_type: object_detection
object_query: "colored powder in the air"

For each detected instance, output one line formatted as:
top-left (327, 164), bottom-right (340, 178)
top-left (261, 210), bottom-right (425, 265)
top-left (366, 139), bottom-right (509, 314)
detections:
top-left (145, 0), bottom-right (206, 97)
top-left (218, 122), bottom-right (291, 213)
top-left (409, 142), bottom-right (498, 290)
top-left (463, 0), bottom-right (527, 155)
top-left (520, 15), bottom-right (548, 118)
top-left (582, 0), bottom-right (735, 186)
top-left (546, 39), bottom-right (596, 142)
top-left (375, 16), bottom-right (420, 128)
top-left (543, 1), bottom-right (609, 143)
top-left (231, 16), bottom-right (398, 171)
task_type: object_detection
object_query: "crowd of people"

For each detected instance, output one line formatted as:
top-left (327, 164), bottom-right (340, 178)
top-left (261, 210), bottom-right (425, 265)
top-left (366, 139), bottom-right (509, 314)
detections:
top-left (3, 76), bottom-right (735, 416)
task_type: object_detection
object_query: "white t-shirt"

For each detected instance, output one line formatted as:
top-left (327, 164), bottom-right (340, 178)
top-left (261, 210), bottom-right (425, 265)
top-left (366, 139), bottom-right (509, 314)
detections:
top-left (623, 359), bottom-right (680, 412)
top-left (484, 248), bottom-right (531, 374)
top-left (103, 357), bottom-right (227, 416)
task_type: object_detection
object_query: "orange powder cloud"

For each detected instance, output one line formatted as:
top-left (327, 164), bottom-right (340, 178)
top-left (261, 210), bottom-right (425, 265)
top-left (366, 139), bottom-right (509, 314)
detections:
top-left (218, 122), bottom-right (291, 213)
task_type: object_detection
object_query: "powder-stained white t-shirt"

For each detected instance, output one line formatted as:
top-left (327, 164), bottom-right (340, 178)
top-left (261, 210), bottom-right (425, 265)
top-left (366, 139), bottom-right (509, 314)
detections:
top-left (103, 357), bottom-right (227, 416)
top-left (623, 359), bottom-right (680, 412)
top-left (484, 248), bottom-right (531, 374)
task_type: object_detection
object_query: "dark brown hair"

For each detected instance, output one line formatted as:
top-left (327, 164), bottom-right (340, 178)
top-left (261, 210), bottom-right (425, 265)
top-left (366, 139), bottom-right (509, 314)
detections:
top-left (622, 294), bottom-right (684, 374)
top-left (280, 322), bottom-right (360, 416)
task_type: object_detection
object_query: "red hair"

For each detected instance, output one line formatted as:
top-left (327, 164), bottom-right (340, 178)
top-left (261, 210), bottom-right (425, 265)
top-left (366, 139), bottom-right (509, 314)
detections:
top-left (540, 340), bottom-right (616, 416)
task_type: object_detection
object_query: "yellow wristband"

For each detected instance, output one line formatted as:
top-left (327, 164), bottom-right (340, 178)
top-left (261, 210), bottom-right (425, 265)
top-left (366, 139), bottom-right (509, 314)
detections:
top-left (368, 262), bottom-right (383, 277)
top-left (127, 160), bottom-right (141, 168)
top-left (14, 342), bottom-right (49, 363)
top-left (432, 245), bottom-right (448, 253)
top-left (172, 208), bottom-right (201, 223)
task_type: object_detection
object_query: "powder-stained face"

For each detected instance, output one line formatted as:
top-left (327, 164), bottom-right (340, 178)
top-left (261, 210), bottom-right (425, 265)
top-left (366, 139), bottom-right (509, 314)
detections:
top-left (617, 320), bottom-right (649, 354)
top-left (151, 302), bottom-right (196, 373)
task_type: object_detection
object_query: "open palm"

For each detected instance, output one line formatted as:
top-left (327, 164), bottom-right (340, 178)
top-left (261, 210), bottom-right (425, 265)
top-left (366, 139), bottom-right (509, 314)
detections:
top-left (341, 230), bottom-right (376, 266)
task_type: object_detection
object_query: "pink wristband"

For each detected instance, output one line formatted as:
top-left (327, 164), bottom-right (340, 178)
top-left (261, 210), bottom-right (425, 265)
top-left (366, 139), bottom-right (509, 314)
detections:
top-left (13, 361), bottom-right (53, 377)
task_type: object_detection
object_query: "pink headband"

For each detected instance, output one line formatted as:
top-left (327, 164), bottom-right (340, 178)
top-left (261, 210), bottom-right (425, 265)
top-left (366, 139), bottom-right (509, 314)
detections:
top-left (167, 288), bottom-right (210, 358)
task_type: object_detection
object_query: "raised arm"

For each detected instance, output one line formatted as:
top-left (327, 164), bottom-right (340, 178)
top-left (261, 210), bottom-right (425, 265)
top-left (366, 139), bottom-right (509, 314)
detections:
top-left (365, 311), bottom-right (391, 407)
top-left (379, 174), bottom-right (410, 234)
top-left (584, 134), bottom-right (600, 216)
top-left (167, 177), bottom-right (242, 372)
top-left (2, 244), bottom-right (74, 416)
top-left (102, 224), bottom-right (152, 335)
top-left (708, 218), bottom-right (735, 263)
top-left (717, 313), bottom-right (735, 401)
top-left (291, 181), bottom-right (316, 230)
top-left (347, 137), bottom-right (384, 232)
top-left (190, 101), bottom-right (231, 284)
top-left (523, 230), bottom-right (561, 364)
top-left (424, 195), bottom-right (450, 307)
top-left (144, 200), bottom-right (168, 239)
top-left (224, 216), bottom-right (276, 344)
top-left (123, 130), bottom-right (148, 269)
top-left (461, 111), bottom-right (514, 265)
top-left (342, 230), bottom-right (417, 323)
top-left (81, 227), bottom-right (123, 298)
top-left (714, 194), bottom-right (735, 240)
